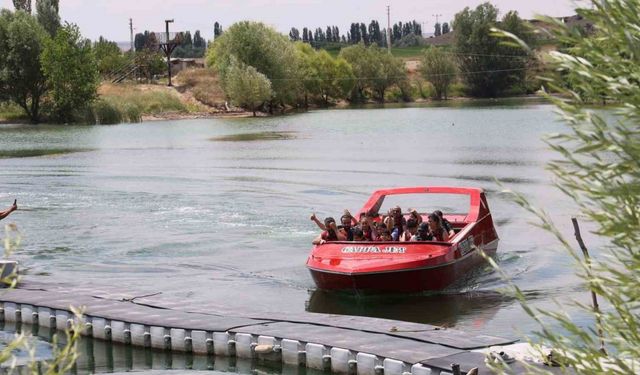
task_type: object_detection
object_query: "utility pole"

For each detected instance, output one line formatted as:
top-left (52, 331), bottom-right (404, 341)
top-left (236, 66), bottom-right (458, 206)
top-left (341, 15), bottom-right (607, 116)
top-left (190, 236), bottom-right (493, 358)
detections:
top-left (160, 19), bottom-right (176, 87)
top-left (433, 14), bottom-right (442, 25)
top-left (129, 18), bottom-right (134, 52)
top-left (386, 5), bottom-right (392, 53)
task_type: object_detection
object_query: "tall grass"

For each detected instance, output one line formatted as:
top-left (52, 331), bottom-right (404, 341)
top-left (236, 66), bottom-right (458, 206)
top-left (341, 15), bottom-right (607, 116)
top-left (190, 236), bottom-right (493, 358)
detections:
top-left (0, 102), bottom-right (28, 121)
top-left (175, 68), bottom-right (226, 107)
top-left (88, 83), bottom-right (189, 124)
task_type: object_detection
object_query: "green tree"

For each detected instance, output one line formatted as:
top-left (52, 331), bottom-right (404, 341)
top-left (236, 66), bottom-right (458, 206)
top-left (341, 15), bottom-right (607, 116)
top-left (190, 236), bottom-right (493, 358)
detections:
top-left (12, 0), bottom-right (31, 13)
top-left (0, 9), bottom-right (48, 123)
top-left (340, 44), bottom-right (406, 102)
top-left (225, 58), bottom-right (273, 116)
top-left (213, 21), bottom-right (223, 39)
top-left (207, 21), bottom-right (298, 107)
top-left (486, 0), bottom-right (640, 373)
top-left (293, 42), bottom-right (317, 107)
top-left (313, 50), bottom-right (354, 105)
top-left (35, 0), bottom-right (59, 36)
top-left (434, 22), bottom-right (441, 36)
top-left (41, 23), bottom-right (99, 122)
top-left (419, 47), bottom-right (456, 99)
top-left (339, 43), bottom-right (378, 101)
top-left (193, 30), bottom-right (206, 48)
top-left (442, 22), bottom-right (450, 34)
top-left (453, 3), bottom-right (534, 97)
top-left (289, 27), bottom-right (300, 41)
top-left (183, 31), bottom-right (193, 47)
top-left (94, 36), bottom-right (126, 75)
top-left (371, 49), bottom-right (406, 101)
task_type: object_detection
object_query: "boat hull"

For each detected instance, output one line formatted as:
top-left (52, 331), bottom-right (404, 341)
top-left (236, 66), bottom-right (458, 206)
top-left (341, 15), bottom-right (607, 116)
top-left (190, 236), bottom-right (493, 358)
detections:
top-left (308, 242), bottom-right (497, 293)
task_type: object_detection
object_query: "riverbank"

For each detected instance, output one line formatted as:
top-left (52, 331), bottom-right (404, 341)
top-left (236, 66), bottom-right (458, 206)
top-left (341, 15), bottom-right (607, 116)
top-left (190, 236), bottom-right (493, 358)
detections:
top-left (0, 65), bottom-right (549, 125)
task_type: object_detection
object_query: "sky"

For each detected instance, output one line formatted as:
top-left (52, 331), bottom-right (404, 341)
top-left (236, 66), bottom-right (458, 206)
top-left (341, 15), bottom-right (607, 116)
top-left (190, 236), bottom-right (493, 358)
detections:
top-left (0, 0), bottom-right (587, 42)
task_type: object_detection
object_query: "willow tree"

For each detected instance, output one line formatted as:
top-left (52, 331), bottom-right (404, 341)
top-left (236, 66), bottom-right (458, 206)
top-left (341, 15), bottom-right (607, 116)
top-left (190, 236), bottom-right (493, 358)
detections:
top-left (419, 47), bottom-right (457, 100)
top-left (491, 0), bottom-right (640, 373)
top-left (207, 21), bottom-right (298, 109)
top-left (225, 58), bottom-right (272, 116)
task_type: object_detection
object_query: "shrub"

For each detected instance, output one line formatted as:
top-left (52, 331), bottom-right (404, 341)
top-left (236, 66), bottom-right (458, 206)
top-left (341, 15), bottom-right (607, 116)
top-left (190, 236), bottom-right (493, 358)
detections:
top-left (448, 82), bottom-right (467, 97)
top-left (92, 100), bottom-right (122, 125)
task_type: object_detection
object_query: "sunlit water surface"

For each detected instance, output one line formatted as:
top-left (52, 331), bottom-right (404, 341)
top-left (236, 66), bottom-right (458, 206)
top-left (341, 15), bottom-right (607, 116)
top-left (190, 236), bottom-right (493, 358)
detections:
top-left (0, 100), bottom-right (604, 355)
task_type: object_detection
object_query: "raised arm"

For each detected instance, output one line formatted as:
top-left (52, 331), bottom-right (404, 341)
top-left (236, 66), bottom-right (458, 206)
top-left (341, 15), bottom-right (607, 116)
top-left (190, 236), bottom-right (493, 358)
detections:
top-left (310, 213), bottom-right (326, 230)
top-left (0, 200), bottom-right (17, 221)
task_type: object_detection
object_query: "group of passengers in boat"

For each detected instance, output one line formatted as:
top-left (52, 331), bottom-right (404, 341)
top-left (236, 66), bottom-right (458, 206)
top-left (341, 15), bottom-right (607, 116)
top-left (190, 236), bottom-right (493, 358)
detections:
top-left (311, 206), bottom-right (455, 245)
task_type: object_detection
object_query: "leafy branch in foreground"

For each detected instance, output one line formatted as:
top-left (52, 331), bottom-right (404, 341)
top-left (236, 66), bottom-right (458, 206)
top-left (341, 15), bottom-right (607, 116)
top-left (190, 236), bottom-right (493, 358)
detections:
top-left (1, 223), bottom-right (82, 374)
top-left (488, 0), bottom-right (640, 373)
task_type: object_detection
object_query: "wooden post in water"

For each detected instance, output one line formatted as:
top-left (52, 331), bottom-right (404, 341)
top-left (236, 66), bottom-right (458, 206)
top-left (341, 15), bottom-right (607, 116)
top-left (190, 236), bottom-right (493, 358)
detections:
top-left (571, 217), bottom-right (607, 355)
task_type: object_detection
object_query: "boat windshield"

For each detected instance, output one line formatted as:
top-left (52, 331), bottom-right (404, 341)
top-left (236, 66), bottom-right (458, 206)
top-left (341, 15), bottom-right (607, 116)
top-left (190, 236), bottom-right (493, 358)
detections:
top-left (375, 193), bottom-right (470, 217)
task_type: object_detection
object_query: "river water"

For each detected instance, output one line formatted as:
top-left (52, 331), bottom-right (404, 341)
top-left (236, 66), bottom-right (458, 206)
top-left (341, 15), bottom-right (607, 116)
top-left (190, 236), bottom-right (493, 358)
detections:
top-left (0, 99), bottom-right (600, 345)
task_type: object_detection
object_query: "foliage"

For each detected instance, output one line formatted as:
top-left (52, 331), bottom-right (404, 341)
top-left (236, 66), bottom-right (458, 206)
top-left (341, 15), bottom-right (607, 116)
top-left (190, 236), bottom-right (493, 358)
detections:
top-left (453, 3), bottom-right (535, 97)
top-left (94, 36), bottom-right (127, 75)
top-left (419, 47), bottom-right (457, 99)
top-left (393, 33), bottom-right (425, 48)
top-left (99, 84), bottom-right (186, 117)
top-left (134, 50), bottom-right (166, 80)
top-left (41, 23), bottom-right (99, 123)
top-left (207, 21), bottom-right (298, 106)
top-left (90, 100), bottom-right (122, 124)
top-left (12, 0), bottom-right (31, 13)
top-left (340, 44), bottom-right (407, 102)
top-left (0, 101), bottom-right (27, 121)
top-left (213, 21), bottom-right (223, 39)
top-left (442, 22), bottom-right (451, 34)
top-left (1, 223), bottom-right (82, 374)
top-left (224, 58), bottom-right (273, 115)
top-left (339, 43), bottom-right (379, 101)
top-left (293, 43), bottom-right (354, 106)
top-left (0, 9), bottom-right (48, 123)
top-left (35, 0), bottom-right (59, 36)
top-left (490, 0), bottom-right (640, 373)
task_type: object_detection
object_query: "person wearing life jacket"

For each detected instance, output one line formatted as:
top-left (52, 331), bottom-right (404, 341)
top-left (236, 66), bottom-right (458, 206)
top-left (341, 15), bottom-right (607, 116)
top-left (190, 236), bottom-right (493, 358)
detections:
top-left (312, 216), bottom-right (341, 245)
top-left (408, 208), bottom-right (423, 225)
top-left (0, 200), bottom-right (17, 221)
top-left (338, 211), bottom-right (357, 241)
top-left (377, 227), bottom-right (393, 241)
top-left (427, 212), bottom-right (450, 242)
top-left (434, 210), bottom-right (455, 237)
top-left (358, 213), bottom-right (376, 241)
top-left (352, 227), bottom-right (365, 241)
top-left (384, 206), bottom-right (406, 241)
top-left (411, 222), bottom-right (432, 241)
top-left (400, 218), bottom-right (418, 242)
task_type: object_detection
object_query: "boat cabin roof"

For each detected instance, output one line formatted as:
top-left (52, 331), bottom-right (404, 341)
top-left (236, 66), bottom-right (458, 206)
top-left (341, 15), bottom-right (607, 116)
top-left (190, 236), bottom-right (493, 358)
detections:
top-left (357, 186), bottom-right (490, 223)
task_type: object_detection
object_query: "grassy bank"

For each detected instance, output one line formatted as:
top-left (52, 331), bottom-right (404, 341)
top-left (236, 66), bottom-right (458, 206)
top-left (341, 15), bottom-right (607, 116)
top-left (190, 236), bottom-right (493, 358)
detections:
top-left (0, 102), bottom-right (28, 123)
top-left (96, 84), bottom-right (192, 123)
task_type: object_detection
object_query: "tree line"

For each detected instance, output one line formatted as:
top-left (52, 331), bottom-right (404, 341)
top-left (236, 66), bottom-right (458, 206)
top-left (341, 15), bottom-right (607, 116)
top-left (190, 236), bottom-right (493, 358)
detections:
top-left (289, 19), bottom-right (424, 48)
top-left (207, 21), bottom-right (410, 115)
top-left (208, 3), bottom-right (540, 114)
top-left (134, 29), bottom-right (207, 58)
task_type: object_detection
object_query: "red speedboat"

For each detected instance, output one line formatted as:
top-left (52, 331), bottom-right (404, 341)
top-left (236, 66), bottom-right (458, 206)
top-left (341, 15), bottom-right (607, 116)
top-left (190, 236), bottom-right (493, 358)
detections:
top-left (306, 187), bottom-right (499, 292)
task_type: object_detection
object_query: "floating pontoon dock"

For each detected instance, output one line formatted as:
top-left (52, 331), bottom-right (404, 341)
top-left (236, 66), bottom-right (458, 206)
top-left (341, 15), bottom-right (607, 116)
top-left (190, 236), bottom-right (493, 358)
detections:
top-left (0, 279), bottom-right (550, 375)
